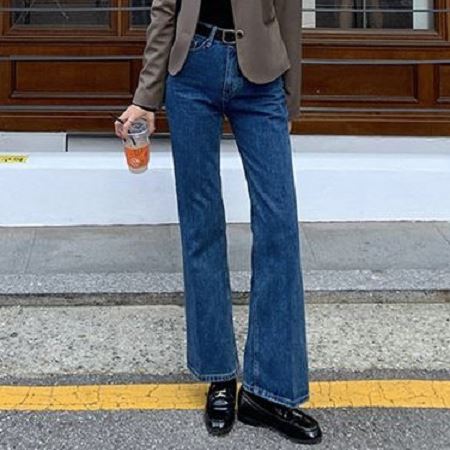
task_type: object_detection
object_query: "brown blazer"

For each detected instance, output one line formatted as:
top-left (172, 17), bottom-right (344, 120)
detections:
top-left (132, 0), bottom-right (302, 120)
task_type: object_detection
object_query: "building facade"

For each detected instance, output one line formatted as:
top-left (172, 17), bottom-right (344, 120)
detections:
top-left (0, 1), bottom-right (448, 135)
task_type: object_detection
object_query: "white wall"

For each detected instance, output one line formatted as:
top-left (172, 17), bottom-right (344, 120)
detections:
top-left (0, 133), bottom-right (449, 226)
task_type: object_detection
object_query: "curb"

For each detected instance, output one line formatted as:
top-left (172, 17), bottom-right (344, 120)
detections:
top-left (0, 269), bottom-right (449, 306)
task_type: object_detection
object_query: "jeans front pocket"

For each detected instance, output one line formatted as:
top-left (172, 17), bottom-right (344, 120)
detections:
top-left (188, 33), bottom-right (210, 52)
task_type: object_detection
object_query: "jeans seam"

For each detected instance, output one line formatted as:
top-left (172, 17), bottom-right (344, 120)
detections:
top-left (251, 192), bottom-right (260, 386)
top-left (253, 288), bottom-right (259, 384)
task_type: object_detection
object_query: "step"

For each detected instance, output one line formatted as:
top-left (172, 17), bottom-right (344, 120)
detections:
top-left (0, 269), bottom-right (449, 306)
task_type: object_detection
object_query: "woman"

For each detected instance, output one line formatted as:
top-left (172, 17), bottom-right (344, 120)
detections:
top-left (115, 0), bottom-right (322, 444)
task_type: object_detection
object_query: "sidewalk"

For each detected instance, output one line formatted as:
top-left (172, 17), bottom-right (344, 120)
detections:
top-left (0, 221), bottom-right (449, 305)
top-left (0, 221), bottom-right (449, 450)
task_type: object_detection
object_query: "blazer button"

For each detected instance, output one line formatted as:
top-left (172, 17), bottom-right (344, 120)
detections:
top-left (236, 29), bottom-right (244, 39)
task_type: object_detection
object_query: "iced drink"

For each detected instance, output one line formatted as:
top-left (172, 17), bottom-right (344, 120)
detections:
top-left (124, 119), bottom-right (150, 174)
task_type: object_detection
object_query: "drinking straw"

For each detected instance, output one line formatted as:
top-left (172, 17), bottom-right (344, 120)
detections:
top-left (110, 113), bottom-right (137, 146)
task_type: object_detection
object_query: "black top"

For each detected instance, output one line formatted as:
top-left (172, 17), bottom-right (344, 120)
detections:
top-left (198, 0), bottom-right (234, 29)
top-left (132, 0), bottom-right (235, 112)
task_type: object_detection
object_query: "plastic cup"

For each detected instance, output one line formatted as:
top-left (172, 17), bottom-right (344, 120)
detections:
top-left (123, 119), bottom-right (150, 174)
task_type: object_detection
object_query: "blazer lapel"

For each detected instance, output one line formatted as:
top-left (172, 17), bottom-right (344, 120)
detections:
top-left (186, 0), bottom-right (201, 33)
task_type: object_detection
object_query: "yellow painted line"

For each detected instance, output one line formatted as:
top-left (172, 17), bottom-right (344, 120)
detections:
top-left (0, 380), bottom-right (448, 411)
top-left (0, 154), bottom-right (28, 164)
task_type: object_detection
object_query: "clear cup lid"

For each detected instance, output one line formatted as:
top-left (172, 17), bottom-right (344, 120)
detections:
top-left (128, 119), bottom-right (148, 137)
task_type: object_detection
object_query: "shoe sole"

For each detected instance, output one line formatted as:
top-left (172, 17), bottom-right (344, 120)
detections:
top-left (237, 411), bottom-right (322, 445)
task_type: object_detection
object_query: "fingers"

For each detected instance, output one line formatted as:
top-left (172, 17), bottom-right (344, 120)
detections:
top-left (114, 106), bottom-right (156, 139)
top-left (121, 116), bottom-right (134, 139)
top-left (114, 111), bottom-right (130, 140)
top-left (114, 118), bottom-right (124, 139)
top-left (117, 107), bottom-right (135, 139)
top-left (133, 106), bottom-right (156, 135)
top-left (146, 112), bottom-right (156, 135)
top-left (288, 120), bottom-right (292, 134)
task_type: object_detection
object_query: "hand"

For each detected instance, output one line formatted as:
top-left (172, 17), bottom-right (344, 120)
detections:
top-left (114, 104), bottom-right (156, 139)
top-left (288, 120), bottom-right (292, 133)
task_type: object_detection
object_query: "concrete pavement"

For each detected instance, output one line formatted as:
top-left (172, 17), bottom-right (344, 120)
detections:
top-left (0, 302), bottom-right (449, 449)
top-left (0, 221), bottom-right (449, 449)
top-left (0, 303), bottom-right (449, 382)
top-left (0, 221), bottom-right (449, 305)
top-left (1, 409), bottom-right (449, 450)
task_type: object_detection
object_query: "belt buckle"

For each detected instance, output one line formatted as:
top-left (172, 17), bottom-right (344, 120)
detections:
top-left (220, 29), bottom-right (236, 44)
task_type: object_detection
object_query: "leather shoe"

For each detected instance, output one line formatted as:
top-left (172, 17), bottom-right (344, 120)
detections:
top-left (204, 377), bottom-right (237, 436)
top-left (237, 385), bottom-right (322, 445)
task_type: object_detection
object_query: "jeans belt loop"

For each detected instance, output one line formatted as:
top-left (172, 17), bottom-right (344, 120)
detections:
top-left (206, 24), bottom-right (218, 46)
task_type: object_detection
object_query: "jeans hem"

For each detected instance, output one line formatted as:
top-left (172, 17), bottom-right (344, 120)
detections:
top-left (187, 362), bottom-right (238, 382)
top-left (242, 382), bottom-right (309, 408)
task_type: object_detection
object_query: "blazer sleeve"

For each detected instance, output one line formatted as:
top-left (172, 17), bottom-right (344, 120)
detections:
top-left (132, 0), bottom-right (177, 111)
top-left (275, 0), bottom-right (303, 120)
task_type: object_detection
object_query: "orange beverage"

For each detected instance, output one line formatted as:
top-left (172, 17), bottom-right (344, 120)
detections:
top-left (124, 143), bottom-right (150, 174)
top-left (123, 119), bottom-right (151, 174)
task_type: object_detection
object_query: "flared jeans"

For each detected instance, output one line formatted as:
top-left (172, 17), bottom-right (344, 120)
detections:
top-left (164, 24), bottom-right (310, 408)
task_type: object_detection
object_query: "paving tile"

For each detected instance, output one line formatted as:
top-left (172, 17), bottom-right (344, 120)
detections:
top-left (0, 228), bottom-right (35, 275)
top-left (26, 225), bottom-right (179, 274)
top-left (302, 221), bottom-right (450, 270)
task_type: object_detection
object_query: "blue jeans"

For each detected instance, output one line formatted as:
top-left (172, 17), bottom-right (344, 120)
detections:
top-left (164, 25), bottom-right (309, 408)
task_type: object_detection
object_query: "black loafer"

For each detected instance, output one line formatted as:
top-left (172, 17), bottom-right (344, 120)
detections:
top-left (204, 377), bottom-right (237, 436)
top-left (237, 385), bottom-right (322, 445)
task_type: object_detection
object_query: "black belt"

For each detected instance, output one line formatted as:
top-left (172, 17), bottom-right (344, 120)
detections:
top-left (195, 21), bottom-right (244, 44)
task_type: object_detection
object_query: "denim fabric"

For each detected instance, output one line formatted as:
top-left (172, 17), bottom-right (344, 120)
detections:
top-left (164, 25), bottom-right (309, 408)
